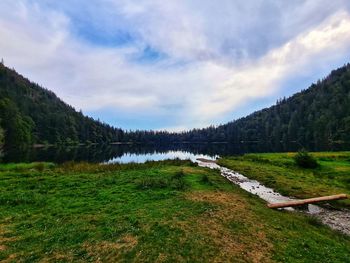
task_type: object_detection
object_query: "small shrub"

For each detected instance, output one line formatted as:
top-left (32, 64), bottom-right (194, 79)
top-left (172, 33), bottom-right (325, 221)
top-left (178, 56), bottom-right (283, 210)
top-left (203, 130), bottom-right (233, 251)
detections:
top-left (294, 150), bottom-right (318, 169)
top-left (137, 178), bottom-right (168, 190)
top-left (327, 174), bottom-right (335, 179)
top-left (201, 174), bottom-right (209, 183)
top-left (35, 162), bottom-right (46, 172)
top-left (307, 217), bottom-right (323, 227)
top-left (136, 169), bottom-right (189, 191)
top-left (200, 174), bottom-right (212, 185)
top-left (169, 170), bottom-right (187, 190)
top-left (172, 170), bottom-right (185, 180)
top-left (169, 178), bottom-right (186, 190)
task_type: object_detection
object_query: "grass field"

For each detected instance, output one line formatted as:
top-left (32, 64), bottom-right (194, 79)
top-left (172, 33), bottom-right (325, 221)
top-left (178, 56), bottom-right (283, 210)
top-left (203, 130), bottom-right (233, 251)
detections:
top-left (0, 159), bottom-right (349, 262)
top-left (219, 152), bottom-right (350, 209)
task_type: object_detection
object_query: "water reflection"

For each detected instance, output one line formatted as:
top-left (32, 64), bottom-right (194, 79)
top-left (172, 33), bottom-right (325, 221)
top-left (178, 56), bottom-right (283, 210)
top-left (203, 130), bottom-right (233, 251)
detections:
top-left (108, 151), bottom-right (218, 164)
top-left (1, 142), bottom-right (349, 164)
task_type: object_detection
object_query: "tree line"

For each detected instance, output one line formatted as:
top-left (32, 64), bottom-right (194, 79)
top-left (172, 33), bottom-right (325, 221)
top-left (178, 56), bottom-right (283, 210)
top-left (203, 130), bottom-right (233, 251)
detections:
top-left (1, 62), bottom-right (350, 151)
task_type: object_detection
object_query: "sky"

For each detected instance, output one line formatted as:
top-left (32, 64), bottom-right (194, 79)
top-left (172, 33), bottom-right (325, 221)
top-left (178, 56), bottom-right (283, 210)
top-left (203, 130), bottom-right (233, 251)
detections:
top-left (1, 1), bottom-right (350, 131)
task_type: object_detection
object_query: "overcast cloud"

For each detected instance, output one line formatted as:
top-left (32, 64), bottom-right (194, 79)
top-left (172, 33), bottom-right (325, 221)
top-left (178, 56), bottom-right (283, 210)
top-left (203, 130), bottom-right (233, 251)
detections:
top-left (1, 0), bottom-right (350, 130)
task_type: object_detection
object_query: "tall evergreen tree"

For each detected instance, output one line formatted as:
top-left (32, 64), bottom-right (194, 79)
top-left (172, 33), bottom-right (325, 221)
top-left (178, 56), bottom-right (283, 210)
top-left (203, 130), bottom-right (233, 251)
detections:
top-left (0, 121), bottom-right (4, 150)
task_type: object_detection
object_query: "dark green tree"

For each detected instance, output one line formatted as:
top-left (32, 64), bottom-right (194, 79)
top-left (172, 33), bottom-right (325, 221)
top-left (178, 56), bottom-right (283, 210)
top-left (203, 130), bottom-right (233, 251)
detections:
top-left (0, 98), bottom-right (34, 147)
top-left (0, 121), bottom-right (4, 150)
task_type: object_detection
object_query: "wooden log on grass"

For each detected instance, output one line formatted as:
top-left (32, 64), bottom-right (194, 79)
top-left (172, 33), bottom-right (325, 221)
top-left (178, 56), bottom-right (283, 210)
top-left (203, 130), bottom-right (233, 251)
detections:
top-left (268, 194), bottom-right (348, 209)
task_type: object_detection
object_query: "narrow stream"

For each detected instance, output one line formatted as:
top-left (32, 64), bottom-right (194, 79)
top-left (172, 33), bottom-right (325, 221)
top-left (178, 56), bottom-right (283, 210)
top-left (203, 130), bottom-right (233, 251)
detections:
top-left (196, 159), bottom-right (350, 236)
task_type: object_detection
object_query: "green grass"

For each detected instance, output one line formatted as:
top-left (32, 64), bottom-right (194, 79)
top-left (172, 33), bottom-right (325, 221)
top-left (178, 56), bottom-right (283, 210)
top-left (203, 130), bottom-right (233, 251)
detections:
top-left (0, 159), bottom-right (349, 262)
top-left (0, 162), bottom-right (55, 172)
top-left (218, 152), bottom-right (350, 208)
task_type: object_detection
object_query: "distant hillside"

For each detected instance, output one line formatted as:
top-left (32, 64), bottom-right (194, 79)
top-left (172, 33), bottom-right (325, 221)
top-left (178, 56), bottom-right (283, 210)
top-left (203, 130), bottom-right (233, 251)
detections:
top-left (0, 63), bottom-right (124, 147)
top-left (1, 62), bottom-right (350, 150)
top-left (172, 64), bottom-right (350, 149)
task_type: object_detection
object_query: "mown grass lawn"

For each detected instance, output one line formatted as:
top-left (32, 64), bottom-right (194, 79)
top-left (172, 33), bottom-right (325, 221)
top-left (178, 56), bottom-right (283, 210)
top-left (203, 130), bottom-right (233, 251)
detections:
top-left (0, 160), bottom-right (349, 262)
top-left (219, 152), bottom-right (350, 208)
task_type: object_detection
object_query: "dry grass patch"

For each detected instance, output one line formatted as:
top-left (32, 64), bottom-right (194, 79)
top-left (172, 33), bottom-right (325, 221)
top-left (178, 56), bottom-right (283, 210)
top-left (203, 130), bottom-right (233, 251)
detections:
top-left (186, 191), bottom-right (274, 263)
top-left (1, 253), bottom-right (18, 263)
top-left (0, 221), bottom-right (18, 263)
top-left (334, 166), bottom-right (350, 172)
top-left (182, 167), bottom-right (202, 173)
top-left (83, 234), bottom-right (138, 262)
top-left (40, 252), bottom-right (75, 263)
top-left (154, 253), bottom-right (167, 263)
top-left (0, 221), bottom-right (17, 246)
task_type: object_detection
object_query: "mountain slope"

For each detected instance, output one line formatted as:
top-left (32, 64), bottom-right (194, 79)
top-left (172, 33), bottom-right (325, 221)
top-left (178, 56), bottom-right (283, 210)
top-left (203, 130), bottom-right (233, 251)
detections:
top-left (0, 63), bottom-right (124, 147)
top-left (1, 62), bottom-right (350, 150)
top-left (176, 64), bottom-right (350, 149)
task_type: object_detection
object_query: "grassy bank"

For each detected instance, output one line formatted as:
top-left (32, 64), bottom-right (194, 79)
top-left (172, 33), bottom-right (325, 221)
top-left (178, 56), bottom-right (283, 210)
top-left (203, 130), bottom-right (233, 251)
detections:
top-left (0, 160), bottom-right (349, 262)
top-left (219, 152), bottom-right (350, 208)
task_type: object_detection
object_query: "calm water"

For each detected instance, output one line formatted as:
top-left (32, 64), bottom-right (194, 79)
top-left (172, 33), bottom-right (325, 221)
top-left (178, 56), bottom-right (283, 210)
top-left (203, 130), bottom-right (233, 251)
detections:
top-left (1, 142), bottom-right (349, 163)
top-left (1, 144), bottom-right (225, 163)
top-left (107, 151), bottom-right (218, 163)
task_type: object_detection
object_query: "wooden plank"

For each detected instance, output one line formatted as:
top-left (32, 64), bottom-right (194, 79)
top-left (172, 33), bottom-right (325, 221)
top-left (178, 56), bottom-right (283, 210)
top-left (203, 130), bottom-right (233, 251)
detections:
top-left (268, 194), bottom-right (348, 209)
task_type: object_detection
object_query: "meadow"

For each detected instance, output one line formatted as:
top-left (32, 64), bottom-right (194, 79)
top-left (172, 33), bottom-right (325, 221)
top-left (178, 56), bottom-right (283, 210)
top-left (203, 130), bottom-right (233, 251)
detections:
top-left (219, 152), bottom-right (350, 208)
top-left (0, 159), bottom-right (349, 262)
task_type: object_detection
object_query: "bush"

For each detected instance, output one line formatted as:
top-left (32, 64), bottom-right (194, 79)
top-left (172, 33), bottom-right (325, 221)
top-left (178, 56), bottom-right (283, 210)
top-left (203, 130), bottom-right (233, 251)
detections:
top-left (169, 170), bottom-right (187, 190)
top-left (136, 170), bottom-right (187, 191)
top-left (34, 162), bottom-right (46, 172)
top-left (137, 178), bottom-right (168, 190)
top-left (201, 174), bottom-right (210, 183)
top-left (172, 170), bottom-right (185, 180)
top-left (294, 150), bottom-right (318, 169)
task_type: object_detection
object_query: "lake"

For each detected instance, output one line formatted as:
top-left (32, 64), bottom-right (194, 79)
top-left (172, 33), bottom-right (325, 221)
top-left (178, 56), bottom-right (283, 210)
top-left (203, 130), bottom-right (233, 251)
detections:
top-left (1, 142), bottom-right (349, 163)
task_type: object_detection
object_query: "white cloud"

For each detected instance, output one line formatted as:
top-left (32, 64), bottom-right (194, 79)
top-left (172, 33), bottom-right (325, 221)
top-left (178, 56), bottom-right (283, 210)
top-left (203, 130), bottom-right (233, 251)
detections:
top-left (191, 10), bottom-right (350, 123)
top-left (1, 0), bottom-right (350, 130)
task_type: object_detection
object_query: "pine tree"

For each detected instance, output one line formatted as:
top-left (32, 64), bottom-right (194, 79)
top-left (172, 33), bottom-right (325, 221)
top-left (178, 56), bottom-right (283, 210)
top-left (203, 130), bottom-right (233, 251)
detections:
top-left (0, 122), bottom-right (4, 150)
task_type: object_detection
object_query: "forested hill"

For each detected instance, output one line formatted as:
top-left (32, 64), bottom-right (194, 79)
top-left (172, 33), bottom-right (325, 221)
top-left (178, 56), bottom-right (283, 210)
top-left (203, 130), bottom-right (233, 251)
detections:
top-left (1, 61), bottom-right (350, 150)
top-left (0, 63), bottom-right (124, 147)
top-left (171, 64), bottom-right (350, 149)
